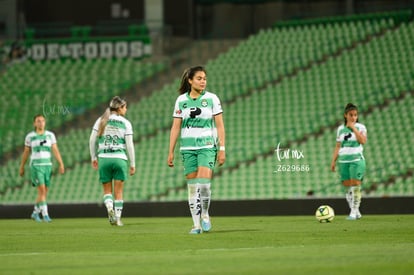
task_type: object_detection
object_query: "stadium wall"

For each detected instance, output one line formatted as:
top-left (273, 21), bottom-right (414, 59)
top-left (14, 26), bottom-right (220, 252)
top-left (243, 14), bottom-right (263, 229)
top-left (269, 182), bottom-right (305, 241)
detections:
top-left (1, 197), bottom-right (414, 219)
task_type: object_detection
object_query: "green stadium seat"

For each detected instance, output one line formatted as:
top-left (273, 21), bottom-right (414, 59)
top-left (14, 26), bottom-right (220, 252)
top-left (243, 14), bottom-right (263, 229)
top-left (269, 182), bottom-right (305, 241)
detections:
top-left (2, 13), bottom-right (413, 204)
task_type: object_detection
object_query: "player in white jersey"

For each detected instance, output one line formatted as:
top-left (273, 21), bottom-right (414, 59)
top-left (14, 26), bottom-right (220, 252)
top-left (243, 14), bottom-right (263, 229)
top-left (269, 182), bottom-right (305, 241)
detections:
top-left (89, 96), bottom-right (135, 226)
top-left (168, 66), bottom-right (226, 234)
top-left (19, 114), bottom-right (65, 222)
top-left (331, 103), bottom-right (367, 220)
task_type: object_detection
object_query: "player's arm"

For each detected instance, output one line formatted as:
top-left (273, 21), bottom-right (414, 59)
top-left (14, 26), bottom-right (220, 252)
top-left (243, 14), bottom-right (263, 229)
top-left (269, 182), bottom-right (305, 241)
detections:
top-left (351, 126), bottom-right (367, 145)
top-left (214, 113), bottom-right (226, 166)
top-left (125, 134), bottom-right (135, 176)
top-left (330, 142), bottom-right (341, 172)
top-left (168, 118), bottom-right (182, 167)
top-left (52, 143), bottom-right (65, 174)
top-left (89, 129), bottom-right (99, 169)
top-left (19, 146), bottom-right (31, 176)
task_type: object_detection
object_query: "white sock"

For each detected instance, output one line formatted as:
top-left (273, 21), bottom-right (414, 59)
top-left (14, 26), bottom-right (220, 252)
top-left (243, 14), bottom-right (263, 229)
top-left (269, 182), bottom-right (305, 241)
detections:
top-left (350, 186), bottom-right (362, 212)
top-left (103, 194), bottom-right (114, 211)
top-left (347, 186), bottom-right (362, 217)
top-left (346, 188), bottom-right (353, 210)
top-left (33, 204), bottom-right (41, 214)
top-left (199, 183), bottom-right (211, 220)
top-left (39, 202), bottom-right (49, 217)
top-left (114, 200), bottom-right (123, 219)
top-left (188, 182), bottom-right (201, 228)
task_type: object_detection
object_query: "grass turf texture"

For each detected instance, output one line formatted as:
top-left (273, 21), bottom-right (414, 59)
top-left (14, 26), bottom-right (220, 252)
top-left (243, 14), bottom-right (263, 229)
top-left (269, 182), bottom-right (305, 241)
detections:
top-left (1, 215), bottom-right (413, 274)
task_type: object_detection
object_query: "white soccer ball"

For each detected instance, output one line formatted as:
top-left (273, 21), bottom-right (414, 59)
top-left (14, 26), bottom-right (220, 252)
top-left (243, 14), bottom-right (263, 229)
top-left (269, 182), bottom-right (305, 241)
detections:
top-left (315, 205), bottom-right (335, 222)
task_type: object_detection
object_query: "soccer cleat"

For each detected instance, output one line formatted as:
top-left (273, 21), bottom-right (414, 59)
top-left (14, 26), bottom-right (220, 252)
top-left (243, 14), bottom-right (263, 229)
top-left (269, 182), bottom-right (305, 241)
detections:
top-left (201, 218), bottom-right (212, 232)
top-left (115, 219), bottom-right (124, 227)
top-left (346, 212), bottom-right (361, 220)
top-left (108, 209), bottom-right (116, 225)
top-left (346, 209), bottom-right (359, 220)
top-left (346, 215), bottom-right (357, 220)
top-left (43, 215), bottom-right (52, 223)
top-left (31, 212), bottom-right (42, 222)
top-left (189, 227), bottom-right (202, 234)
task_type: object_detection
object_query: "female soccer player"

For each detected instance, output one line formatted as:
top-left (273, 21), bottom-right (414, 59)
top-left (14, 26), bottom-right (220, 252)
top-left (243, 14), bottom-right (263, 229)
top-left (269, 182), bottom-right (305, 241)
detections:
top-left (330, 103), bottom-right (367, 220)
top-left (168, 66), bottom-right (226, 234)
top-left (89, 96), bottom-right (135, 226)
top-left (19, 114), bottom-right (65, 222)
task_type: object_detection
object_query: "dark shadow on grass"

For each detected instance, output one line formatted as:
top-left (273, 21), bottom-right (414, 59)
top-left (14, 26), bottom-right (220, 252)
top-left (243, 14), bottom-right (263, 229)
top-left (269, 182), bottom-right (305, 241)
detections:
top-left (120, 222), bottom-right (144, 227)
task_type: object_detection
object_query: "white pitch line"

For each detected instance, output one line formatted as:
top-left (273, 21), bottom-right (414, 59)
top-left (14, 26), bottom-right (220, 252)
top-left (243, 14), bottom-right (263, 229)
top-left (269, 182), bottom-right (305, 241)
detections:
top-left (0, 246), bottom-right (278, 256)
top-left (185, 246), bottom-right (276, 252)
top-left (0, 252), bottom-right (45, 256)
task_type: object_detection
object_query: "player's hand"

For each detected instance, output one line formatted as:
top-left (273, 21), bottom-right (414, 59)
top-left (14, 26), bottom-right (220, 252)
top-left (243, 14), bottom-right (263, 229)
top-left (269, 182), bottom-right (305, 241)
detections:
top-left (19, 167), bottom-right (24, 177)
top-left (59, 165), bottom-right (65, 174)
top-left (92, 160), bottom-right (98, 170)
top-left (330, 161), bottom-right (336, 172)
top-left (346, 121), bottom-right (355, 129)
top-left (167, 153), bottom-right (174, 167)
top-left (130, 167), bottom-right (136, 176)
top-left (217, 151), bottom-right (226, 166)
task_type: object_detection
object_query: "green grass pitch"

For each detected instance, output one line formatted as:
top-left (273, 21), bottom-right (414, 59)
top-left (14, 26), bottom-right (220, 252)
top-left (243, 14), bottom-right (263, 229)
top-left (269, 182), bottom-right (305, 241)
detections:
top-left (1, 215), bottom-right (413, 274)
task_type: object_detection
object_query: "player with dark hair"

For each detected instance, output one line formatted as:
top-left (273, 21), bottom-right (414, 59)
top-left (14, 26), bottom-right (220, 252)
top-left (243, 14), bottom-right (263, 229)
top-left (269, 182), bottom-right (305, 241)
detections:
top-left (331, 103), bottom-right (367, 220)
top-left (168, 65), bottom-right (226, 234)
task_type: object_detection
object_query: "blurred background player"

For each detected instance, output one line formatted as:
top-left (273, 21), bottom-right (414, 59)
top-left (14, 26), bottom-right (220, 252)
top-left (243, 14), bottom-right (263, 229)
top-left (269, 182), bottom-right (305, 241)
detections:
top-left (331, 103), bottom-right (367, 220)
top-left (89, 96), bottom-right (135, 226)
top-left (19, 114), bottom-right (65, 222)
top-left (168, 65), bottom-right (226, 234)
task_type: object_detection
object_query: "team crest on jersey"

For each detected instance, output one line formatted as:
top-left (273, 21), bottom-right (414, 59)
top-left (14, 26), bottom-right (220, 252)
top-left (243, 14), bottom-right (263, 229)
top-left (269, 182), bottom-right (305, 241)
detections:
top-left (201, 99), bottom-right (208, 107)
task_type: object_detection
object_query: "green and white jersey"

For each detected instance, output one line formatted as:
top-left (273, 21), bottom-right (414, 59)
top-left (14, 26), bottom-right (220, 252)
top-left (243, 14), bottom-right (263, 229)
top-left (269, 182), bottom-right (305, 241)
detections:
top-left (336, 123), bottom-right (367, 163)
top-left (173, 91), bottom-right (223, 150)
top-left (92, 114), bottom-right (133, 160)
top-left (24, 130), bottom-right (56, 166)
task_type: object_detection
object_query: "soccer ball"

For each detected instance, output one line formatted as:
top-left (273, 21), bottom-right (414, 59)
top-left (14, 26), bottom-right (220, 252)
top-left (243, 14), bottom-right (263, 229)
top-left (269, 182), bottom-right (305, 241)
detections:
top-left (315, 205), bottom-right (335, 222)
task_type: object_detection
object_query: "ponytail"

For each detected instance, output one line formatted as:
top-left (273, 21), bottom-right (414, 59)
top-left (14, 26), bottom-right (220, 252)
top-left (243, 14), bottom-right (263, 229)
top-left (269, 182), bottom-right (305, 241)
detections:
top-left (97, 108), bottom-right (111, 137)
top-left (97, 96), bottom-right (127, 136)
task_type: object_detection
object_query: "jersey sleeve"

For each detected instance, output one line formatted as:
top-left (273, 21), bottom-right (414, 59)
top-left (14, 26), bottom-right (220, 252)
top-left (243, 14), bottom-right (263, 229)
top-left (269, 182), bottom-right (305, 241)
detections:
top-left (172, 97), bottom-right (183, 118)
top-left (125, 134), bottom-right (135, 167)
top-left (24, 133), bottom-right (31, 147)
top-left (92, 117), bottom-right (101, 132)
top-left (335, 126), bottom-right (342, 142)
top-left (89, 129), bottom-right (98, 161)
top-left (50, 132), bottom-right (57, 144)
top-left (212, 94), bottom-right (223, 116)
top-left (359, 124), bottom-right (367, 136)
top-left (125, 119), bottom-right (133, 136)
